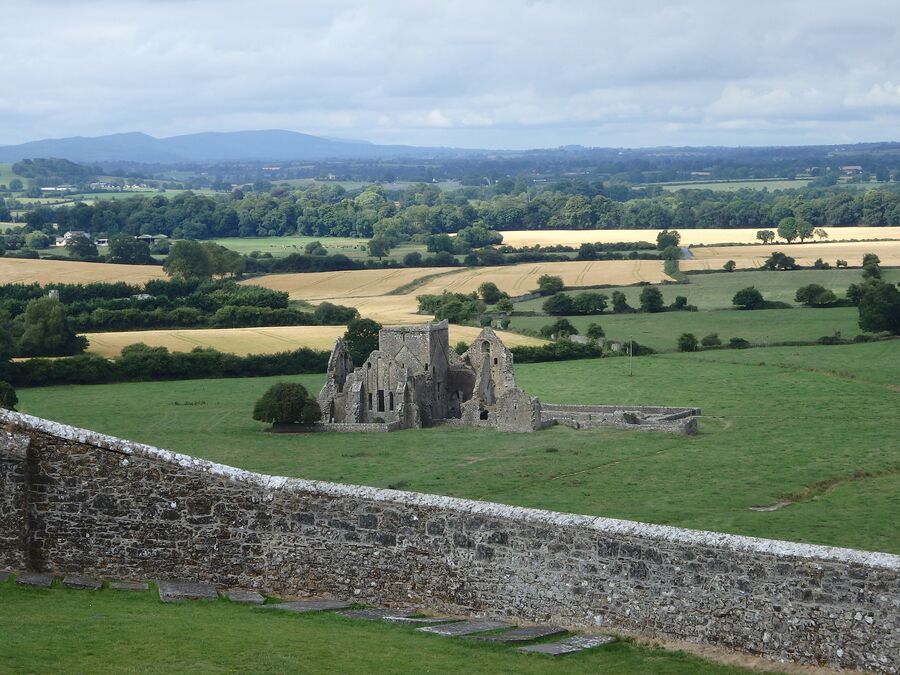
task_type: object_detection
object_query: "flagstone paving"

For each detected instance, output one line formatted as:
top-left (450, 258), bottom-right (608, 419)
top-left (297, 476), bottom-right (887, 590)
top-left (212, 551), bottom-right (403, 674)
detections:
top-left (109, 580), bottom-right (149, 591)
top-left (259, 599), bottom-right (352, 613)
top-left (225, 589), bottom-right (266, 604)
top-left (62, 575), bottom-right (102, 590)
top-left (417, 620), bottom-right (514, 637)
top-left (157, 581), bottom-right (219, 602)
top-left (15, 572), bottom-right (54, 588)
top-left (518, 634), bottom-right (617, 655)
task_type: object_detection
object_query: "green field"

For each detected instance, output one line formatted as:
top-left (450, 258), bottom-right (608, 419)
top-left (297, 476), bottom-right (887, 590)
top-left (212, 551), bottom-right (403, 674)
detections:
top-left (516, 268), bottom-right (900, 312)
top-left (212, 235), bottom-right (428, 262)
top-left (509, 268), bottom-right (896, 351)
top-left (0, 581), bottom-right (741, 674)
top-left (655, 179), bottom-right (811, 192)
top-left (511, 306), bottom-right (864, 352)
top-left (0, 163), bottom-right (24, 190)
top-left (17, 341), bottom-right (900, 554)
top-left (279, 178), bottom-right (464, 192)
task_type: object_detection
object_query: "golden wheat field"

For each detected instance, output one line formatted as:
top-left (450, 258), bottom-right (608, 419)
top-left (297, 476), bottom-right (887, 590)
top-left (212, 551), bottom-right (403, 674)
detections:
top-left (83, 324), bottom-right (544, 357)
top-left (0, 258), bottom-right (166, 285)
top-left (416, 260), bottom-right (669, 295)
top-left (249, 267), bottom-right (458, 300)
top-left (497, 226), bottom-right (900, 248)
top-left (682, 240), bottom-right (900, 271)
top-left (245, 260), bottom-right (670, 324)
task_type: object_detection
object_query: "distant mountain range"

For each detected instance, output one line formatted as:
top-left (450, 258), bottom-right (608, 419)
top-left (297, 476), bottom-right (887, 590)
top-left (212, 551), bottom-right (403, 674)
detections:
top-left (0, 130), bottom-right (468, 163)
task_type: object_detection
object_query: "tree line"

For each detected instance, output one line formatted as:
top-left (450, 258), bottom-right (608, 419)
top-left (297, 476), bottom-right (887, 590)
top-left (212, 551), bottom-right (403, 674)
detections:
top-left (12, 181), bottom-right (900, 249)
top-left (0, 278), bottom-right (359, 356)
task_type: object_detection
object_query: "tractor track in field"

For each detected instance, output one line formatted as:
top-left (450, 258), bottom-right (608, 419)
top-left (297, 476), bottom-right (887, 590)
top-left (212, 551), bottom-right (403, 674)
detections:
top-left (749, 465), bottom-right (900, 512)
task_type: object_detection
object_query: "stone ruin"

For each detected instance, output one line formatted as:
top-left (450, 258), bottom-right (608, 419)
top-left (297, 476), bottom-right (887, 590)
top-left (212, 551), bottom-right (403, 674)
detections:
top-left (317, 320), bottom-right (699, 434)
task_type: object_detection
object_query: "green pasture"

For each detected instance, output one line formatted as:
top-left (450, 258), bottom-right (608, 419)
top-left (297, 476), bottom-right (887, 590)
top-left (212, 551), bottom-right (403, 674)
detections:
top-left (516, 269), bottom-right (899, 312)
top-left (655, 179), bottom-right (811, 192)
top-left (212, 235), bottom-right (427, 262)
top-left (654, 178), bottom-right (893, 192)
top-left (510, 306), bottom-right (864, 352)
top-left (0, 581), bottom-right (740, 674)
top-left (17, 341), bottom-right (900, 554)
top-left (279, 178), bottom-right (463, 192)
top-left (0, 163), bottom-right (24, 190)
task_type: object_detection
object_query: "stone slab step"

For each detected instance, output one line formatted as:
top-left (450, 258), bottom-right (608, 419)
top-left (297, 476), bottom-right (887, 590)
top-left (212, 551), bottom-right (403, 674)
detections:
top-left (469, 625), bottom-right (567, 643)
top-left (225, 589), bottom-right (266, 605)
top-left (15, 572), bottom-right (54, 588)
top-left (518, 634), bottom-right (616, 655)
top-left (157, 581), bottom-right (219, 602)
top-left (338, 608), bottom-right (418, 621)
top-left (259, 599), bottom-right (352, 613)
top-left (417, 620), bottom-right (514, 637)
top-left (382, 615), bottom-right (459, 626)
top-left (0, 571), bottom-right (12, 583)
top-left (62, 575), bottom-right (102, 590)
top-left (109, 580), bottom-right (149, 592)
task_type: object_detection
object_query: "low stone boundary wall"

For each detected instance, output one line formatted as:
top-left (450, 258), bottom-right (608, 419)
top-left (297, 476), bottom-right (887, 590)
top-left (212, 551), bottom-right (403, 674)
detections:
top-left (273, 421), bottom-right (401, 433)
top-left (1, 410), bottom-right (897, 673)
top-left (540, 403), bottom-right (700, 434)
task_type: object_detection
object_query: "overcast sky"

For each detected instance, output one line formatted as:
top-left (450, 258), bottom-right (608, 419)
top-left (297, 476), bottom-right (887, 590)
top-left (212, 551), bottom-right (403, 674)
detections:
top-left (3, 0), bottom-right (900, 149)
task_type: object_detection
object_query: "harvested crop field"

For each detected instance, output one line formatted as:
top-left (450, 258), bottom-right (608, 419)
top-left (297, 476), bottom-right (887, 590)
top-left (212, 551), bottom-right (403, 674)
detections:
top-left (245, 260), bottom-right (670, 324)
top-left (247, 267), bottom-right (457, 299)
top-left (83, 325), bottom-right (544, 357)
top-left (0, 258), bottom-right (165, 285)
top-left (416, 260), bottom-right (670, 295)
top-left (682, 240), bottom-right (900, 270)
top-left (497, 226), bottom-right (900, 248)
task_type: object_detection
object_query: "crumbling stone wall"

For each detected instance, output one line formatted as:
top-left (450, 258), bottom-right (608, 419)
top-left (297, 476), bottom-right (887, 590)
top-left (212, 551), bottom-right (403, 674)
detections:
top-left (1, 410), bottom-right (897, 673)
top-left (541, 404), bottom-right (700, 435)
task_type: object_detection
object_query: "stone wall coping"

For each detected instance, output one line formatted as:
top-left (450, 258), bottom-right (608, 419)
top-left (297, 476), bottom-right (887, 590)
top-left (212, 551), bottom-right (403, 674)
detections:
top-left (3, 409), bottom-right (898, 571)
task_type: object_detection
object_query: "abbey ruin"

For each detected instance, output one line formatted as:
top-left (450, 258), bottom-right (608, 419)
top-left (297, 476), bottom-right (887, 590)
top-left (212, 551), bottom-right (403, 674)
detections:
top-left (317, 321), bottom-right (699, 434)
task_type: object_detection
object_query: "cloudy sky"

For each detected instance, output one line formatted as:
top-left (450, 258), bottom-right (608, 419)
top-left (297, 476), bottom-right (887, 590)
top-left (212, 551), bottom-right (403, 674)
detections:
top-left (3, 0), bottom-right (900, 149)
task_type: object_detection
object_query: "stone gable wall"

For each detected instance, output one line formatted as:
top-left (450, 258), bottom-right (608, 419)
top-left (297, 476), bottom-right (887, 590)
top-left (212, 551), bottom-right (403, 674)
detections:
top-left (1, 410), bottom-right (897, 673)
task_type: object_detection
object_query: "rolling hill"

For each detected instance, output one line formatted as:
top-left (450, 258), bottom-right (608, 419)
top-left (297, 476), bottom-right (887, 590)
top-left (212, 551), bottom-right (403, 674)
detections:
top-left (0, 130), bottom-right (464, 163)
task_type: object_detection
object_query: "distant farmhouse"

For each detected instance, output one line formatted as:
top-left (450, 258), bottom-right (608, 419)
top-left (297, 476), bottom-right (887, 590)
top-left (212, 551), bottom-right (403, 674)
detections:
top-left (317, 322), bottom-right (698, 434)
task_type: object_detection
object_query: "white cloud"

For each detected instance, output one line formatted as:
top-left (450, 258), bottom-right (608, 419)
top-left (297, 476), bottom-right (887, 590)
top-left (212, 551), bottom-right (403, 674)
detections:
top-left (1, 0), bottom-right (900, 148)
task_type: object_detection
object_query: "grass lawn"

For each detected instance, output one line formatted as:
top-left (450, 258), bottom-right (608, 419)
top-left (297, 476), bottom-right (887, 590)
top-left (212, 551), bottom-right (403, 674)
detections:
top-left (17, 341), bottom-right (900, 554)
top-left (0, 581), bottom-right (744, 674)
top-left (212, 235), bottom-right (428, 262)
top-left (510, 306), bottom-right (864, 352)
top-left (515, 269), bottom-right (900, 311)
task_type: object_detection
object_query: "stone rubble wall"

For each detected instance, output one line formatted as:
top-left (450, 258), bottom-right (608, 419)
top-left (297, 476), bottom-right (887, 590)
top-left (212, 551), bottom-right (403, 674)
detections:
top-left (540, 404), bottom-right (700, 435)
top-left (273, 422), bottom-right (401, 433)
top-left (1, 410), bottom-right (897, 673)
top-left (0, 428), bottom-right (28, 570)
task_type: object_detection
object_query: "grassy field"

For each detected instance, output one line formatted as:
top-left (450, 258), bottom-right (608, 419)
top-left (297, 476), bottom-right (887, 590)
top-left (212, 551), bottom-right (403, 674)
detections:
top-left (213, 235), bottom-right (429, 262)
top-left (17, 340), bottom-right (900, 554)
top-left (0, 581), bottom-right (742, 674)
top-left (0, 162), bottom-right (24, 190)
top-left (83, 324), bottom-right (544, 357)
top-left (0, 257), bottom-right (165, 285)
top-left (515, 268), bottom-right (900, 312)
top-left (510, 307), bottom-right (864, 351)
top-left (279, 178), bottom-right (464, 192)
top-left (497, 226), bottom-right (900, 248)
top-left (656, 178), bottom-right (811, 192)
top-left (684, 240), bottom-right (900, 270)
